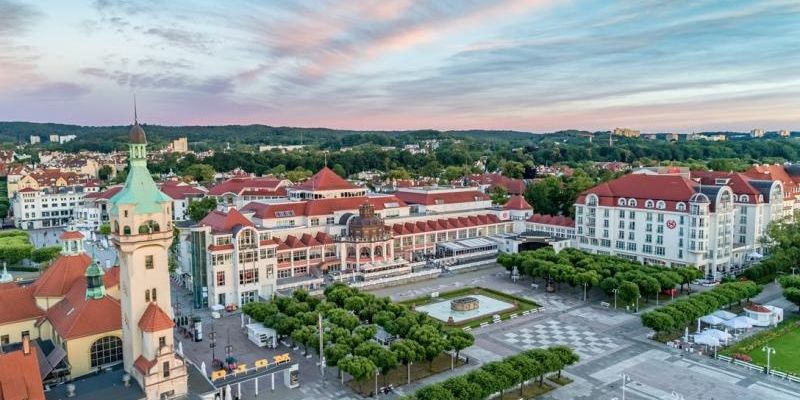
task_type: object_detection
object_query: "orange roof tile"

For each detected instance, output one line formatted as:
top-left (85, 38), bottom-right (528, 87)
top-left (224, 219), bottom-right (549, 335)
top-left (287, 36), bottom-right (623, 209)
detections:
top-left (200, 208), bottom-right (254, 232)
top-left (138, 303), bottom-right (175, 333)
top-left (46, 281), bottom-right (121, 340)
top-left (32, 253), bottom-right (92, 298)
top-left (0, 286), bottom-right (42, 325)
top-left (59, 230), bottom-right (85, 240)
top-left (293, 167), bottom-right (357, 191)
top-left (504, 195), bottom-right (533, 210)
top-left (0, 349), bottom-right (45, 400)
top-left (134, 355), bottom-right (156, 374)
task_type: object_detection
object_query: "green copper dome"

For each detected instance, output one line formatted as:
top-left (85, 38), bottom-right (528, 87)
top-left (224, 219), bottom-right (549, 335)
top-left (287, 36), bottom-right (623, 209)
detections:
top-left (109, 122), bottom-right (171, 214)
top-left (85, 250), bottom-right (106, 300)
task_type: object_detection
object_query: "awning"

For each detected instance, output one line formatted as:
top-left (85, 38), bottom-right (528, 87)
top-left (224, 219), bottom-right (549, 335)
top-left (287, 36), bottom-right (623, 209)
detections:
top-left (712, 310), bottom-right (737, 320)
top-left (700, 315), bottom-right (726, 325)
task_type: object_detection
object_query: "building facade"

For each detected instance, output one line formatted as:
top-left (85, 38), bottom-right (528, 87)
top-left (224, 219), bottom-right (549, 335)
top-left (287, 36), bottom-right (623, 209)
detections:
top-left (12, 184), bottom-right (97, 229)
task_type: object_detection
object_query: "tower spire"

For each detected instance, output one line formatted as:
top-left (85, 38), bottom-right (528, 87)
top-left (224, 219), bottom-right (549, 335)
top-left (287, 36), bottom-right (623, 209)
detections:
top-left (134, 94), bottom-right (138, 125)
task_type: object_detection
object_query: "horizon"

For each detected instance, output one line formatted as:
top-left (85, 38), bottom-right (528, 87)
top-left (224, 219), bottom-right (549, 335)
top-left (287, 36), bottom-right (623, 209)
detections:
top-left (1, 1), bottom-right (799, 132)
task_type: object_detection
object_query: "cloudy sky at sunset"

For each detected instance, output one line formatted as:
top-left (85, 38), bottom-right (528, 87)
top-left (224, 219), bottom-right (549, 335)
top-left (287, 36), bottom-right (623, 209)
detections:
top-left (1, 0), bottom-right (799, 132)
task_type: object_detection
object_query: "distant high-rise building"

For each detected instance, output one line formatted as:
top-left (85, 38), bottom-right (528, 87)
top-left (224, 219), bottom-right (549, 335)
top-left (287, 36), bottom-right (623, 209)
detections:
top-left (750, 128), bottom-right (765, 138)
top-left (779, 129), bottom-right (791, 138)
top-left (29, 135), bottom-right (41, 144)
top-left (613, 128), bottom-right (640, 138)
top-left (168, 137), bottom-right (188, 152)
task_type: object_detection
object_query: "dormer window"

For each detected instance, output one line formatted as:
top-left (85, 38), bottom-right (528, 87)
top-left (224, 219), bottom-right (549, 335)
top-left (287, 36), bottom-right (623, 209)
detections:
top-left (645, 200), bottom-right (654, 209)
top-left (627, 199), bottom-right (637, 207)
top-left (740, 195), bottom-right (749, 203)
top-left (618, 198), bottom-right (626, 206)
top-left (656, 200), bottom-right (666, 210)
top-left (676, 202), bottom-right (686, 211)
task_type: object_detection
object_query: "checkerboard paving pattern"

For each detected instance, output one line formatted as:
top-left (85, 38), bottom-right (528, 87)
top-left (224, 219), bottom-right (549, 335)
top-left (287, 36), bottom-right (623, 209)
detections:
top-left (503, 320), bottom-right (619, 358)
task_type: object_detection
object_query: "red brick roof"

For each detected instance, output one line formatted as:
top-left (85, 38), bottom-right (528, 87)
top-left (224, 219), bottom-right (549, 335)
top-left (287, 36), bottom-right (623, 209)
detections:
top-left (691, 171), bottom-right (765, 203)
top-left (84, 185), bottom-right (123, 200)
top-left (293, 167), bottom-right (357, 191)
top-left (744, 164), bottom-right (798, 199)
top-left (745, 304), bottom-right (771, 313)
top-left (32, 253), bottom-right (92, 298)
top-left (527, 213), bottom-right (575, 227)
top-left (391, 213), bottom-right (501, 235)
top-left (504, 195), bottom-right (532, 210)
top-left (467, 173), bottom-right (527, 195)
top-left (208, 176), bottom-right (284, 196)
top-left (395, 189), bottom-right (490, 205)
top-left (46, 281), bottom-right (121, 340)
top-left (0, 286), bottom-right (42, 325)
top-left (0, 349), bottom-right (45, 400)
top-left (138, 302), bottom-right (175, 332)
top-left (134, 355), bottom-right (156, 374)
top-left (200, 208), bottom-right (254, 232)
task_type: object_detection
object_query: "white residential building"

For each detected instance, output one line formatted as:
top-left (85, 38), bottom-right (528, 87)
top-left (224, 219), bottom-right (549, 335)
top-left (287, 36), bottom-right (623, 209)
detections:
top-left (12, 185), bottom-right (97, 229)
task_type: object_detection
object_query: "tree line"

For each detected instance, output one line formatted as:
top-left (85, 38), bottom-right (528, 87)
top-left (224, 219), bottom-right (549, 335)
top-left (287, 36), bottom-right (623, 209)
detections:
top-left (241, 283), bottom-right (475, 393)
top-left (0, 230), bottom-right (61, 268)
top-left (744, 218), bottom-right (800, 283)
top-left (406, 346), bottom-right (579, 400)
top-left (497, 248), bottom-right (704, 308)
top-left (640, 281), bottom-right (761, 336)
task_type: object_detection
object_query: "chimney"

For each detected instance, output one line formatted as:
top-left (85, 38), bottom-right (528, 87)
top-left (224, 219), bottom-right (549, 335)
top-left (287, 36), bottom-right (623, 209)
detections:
top-left (22, 333), bottom-right (31, 355)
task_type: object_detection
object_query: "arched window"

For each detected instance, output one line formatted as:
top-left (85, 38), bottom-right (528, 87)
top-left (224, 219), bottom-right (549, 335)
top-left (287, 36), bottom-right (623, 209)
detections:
top-left (627, 199), bottom-right (637, 207)
top-left (586, 194), bottom-right (598, 206)
top-left (645, 200), bottom-right (654, 208)
top-left (114, 221), bottom-right (119, 233)
top-left (123, 226), bottom-right (131, 235)
top-left (90, 336), bottom-right (122, 367)
top-left (139, 220), bottom-right (160, 234)
top-left (676, 202), bottom-right (686, 211)
top-left (347, 247), bottom-right (356, 258)
top-left (145, 289), bottom-right (150, 302)
top-left (656, 200), bottom-right (666, 210)
top-left (617, 198), bottom-right (626, 206)
top-left (360, 247), bottom-right (370, 258)
top-left (740, 195), bottom-right (749, 203)
top-left (374, 246), bottom-right (383, 257)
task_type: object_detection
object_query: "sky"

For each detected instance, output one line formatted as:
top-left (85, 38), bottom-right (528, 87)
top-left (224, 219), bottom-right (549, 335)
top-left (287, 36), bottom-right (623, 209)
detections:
top-left (1, 0), bottom-right (799, 133)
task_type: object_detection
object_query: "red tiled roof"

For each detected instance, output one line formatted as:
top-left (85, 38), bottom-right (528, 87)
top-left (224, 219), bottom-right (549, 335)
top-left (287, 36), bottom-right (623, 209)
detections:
top-left (85, 186), bottom-right (123, 200)
top-left (243, 195), bottom-right (405, 219)
top-left (208, 244), bottom-right (234, 251)
top-left (104, 266), bottom-right (120, 288)
top-left (18, 187), bottom-right (37, 193)
top-left (134, 355), bottom-right (156, 374)
top-left (467, 173), bottom-right (527, 195)
top-left (395, 189), bottom-right (490, 206)
top-left (745, 304), bottom-right (771, 313)
top-left (0, 349), bottom-right (45, 400)
top-left (200, 208), bottom-right (254, 232)
top-left (208, 176), bottom-right (284, 196)
top-left (0, 286), bottom-right (42, 325)
top-left (46, 281), bottom-right (121, 339)
top-left (138, 302), bottom-right (175, 333)
top-left (576, 174), bottom-right (698, 209)
top-left (159, 181), bottom-right (205, 200)
top-left (59, 230), bottom-right (84, 240)
top-left (315, 232), bottom-right (334, 244)
top-left (527, 213), bottom-right (575, 227)
top-left (504, 195), bottom-right (533, 210)
top-left (300, 233), bottom-right (320, 246)
top-left (744, 164), bottom-right (798, 199)
top-left (293, 167), bottom-right (358, 191)
top-left (240, 187), bottom-right (288, 197)
top-left (32, 253), bottom-right (92, 298)
top-left (391, 213), bottom-right (503, 236)
top-left (691, 171), bottom-right (763, 201)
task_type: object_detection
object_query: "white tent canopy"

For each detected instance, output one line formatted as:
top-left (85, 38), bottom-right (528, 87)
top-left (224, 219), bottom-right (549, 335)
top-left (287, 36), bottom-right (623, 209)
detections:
top-left (700, 315), bottom-right (726, 325)
top-left (724, 316), bottom-right (756, 329)
top-left (693, 333), bottom-right (720, 347)
top-left (712, 310), bottom-right (737, 320)
top-left (702, 328), bottom-right (732, 342)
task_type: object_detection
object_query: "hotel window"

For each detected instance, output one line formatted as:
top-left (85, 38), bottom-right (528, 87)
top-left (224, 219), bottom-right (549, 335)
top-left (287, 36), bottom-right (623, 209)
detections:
top-left (618, 210), bottom-right (625, 218)
top-left (603, 229), bottom-right (609, 238)
top-left (277, 252), bottom-right (291, 263)
top-left (616, 241), bottom-right (625, 249)
top-left (657, 214), bottom-right (664, 222)
top-left (277, 269), bottom-right (291, 279)
top-left (643, 244), bottom-right (652, 254)
top-left (216, 271), bottom-right (225, 286)
top-left (645, 234), bottom-right (652, 243)
top-left (603, 209), bottom-right (610, 217)
top-left (628, 232), bottom-right (635, 240)
top-left (646, 212), bottom-right (653, 221)
top-left (239, 268), bottom-right (259, 284)
top-left (294, 266), bottom-right (308, 275)
top-left (618, 231), bottom-right (624, 240)
top-left (628, 221), bottom-right (635, 230)
top-left (656, 236), bottom-right (663, 245)
top-left (626, 242), bottom-right (637, 251)
top-left (655, 247), bottom-right (665, 256)
top-left (628, 211), bottom-right (635, 218)
top-left (311, 218), bottom-right (319, 226)
top-left (326, 217), bottom-right (335, 224)
top-left (159, 336), bottom-right (166, 348)
top-left (293, 250), bottom-right (307, 261)
top-left (145, 255), bottom-right (154, 269)
top-left (163, 362), bottom-right (170, 378)
top-left (618, 221), bottom-right (624, 229)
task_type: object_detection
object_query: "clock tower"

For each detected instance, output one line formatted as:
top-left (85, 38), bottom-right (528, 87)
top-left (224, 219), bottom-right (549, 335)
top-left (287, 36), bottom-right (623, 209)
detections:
top-left (109, 112), bottom-right (188, 399)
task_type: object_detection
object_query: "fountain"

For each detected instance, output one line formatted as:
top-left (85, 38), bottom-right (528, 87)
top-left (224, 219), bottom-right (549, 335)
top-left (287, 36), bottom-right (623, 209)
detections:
top-left (416, 294), bottom-right (515, 325)
top-left (451, 297), bottom-right (480, 312)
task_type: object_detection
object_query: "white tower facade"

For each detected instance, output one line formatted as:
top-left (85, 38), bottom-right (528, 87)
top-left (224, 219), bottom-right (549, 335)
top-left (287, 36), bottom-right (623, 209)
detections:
top-left (110, 117), bottom-right (188, 399)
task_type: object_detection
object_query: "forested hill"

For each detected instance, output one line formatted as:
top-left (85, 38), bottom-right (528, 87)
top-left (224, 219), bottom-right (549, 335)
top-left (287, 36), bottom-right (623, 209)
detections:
top-left (0, 121), bottom-right (541, 152)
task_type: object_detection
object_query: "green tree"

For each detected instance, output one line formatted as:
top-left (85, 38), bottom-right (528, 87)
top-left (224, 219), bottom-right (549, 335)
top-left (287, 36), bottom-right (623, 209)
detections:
top-left (617, 280), bottom-right (640, 308)
top-left (387, 168), bottom-right (411, 180)
top-left (0, 231), bottom-right (33, 265)
top-left (441, 375), bottom-right (482, 400)
top-left (446, 330), bottom-right (474, 361)
top-left (408, 324), bottom-right (448, 371)
top-left (98, 223), bottom-right (111, 235)
top-left (187, 197), bottom-right (217, 221)
top-left (98, 165), bottom-right (113, 181)
top-left (482, 361), bottom-right (520, 398)
top-left (338, 355), bottom-right (377, 394)
top-left (182, 163), bottom-right (215, 182)
top-left (30, 246), bottom-right (61, 264)
top-left (291, 325), bottom-right (316, 355)
top-left (390, 338), bottom-right (425, 385)
top-left (508, 354), bottom-right (540, 395)
top-left (415, 383), bottom-right (455, 400)
top-left (324, 343), bottom-right (351, 377)
top-left (332, 163), bottom-right (347, 178)
top-left (501, 160), bottom-right (525, 178)
top-left (784, 288), bottom-right (800, 312)
top-left (286, 167), bottom-right (313, 182)
top-left (490, 186), bottom-right (509, 205)
top-left (549, 345), bottom-right (580, 380)
top-left (641, 311), bottom-right (676, 333)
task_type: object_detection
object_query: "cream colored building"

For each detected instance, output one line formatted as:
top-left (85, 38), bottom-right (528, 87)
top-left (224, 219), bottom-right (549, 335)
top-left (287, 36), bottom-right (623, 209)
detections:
top-left (169, 137), bottom-right (188, 153)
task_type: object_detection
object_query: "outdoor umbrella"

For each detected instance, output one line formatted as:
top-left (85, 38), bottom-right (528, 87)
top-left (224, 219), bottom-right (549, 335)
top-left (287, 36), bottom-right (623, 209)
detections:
top-left (702, 329), bottom-right (732, 343)
top-left (700, 315), bottom-right (726, 325)
top-left (225, 384), bottom-right (233, 400)
top-left (713, 310), bottom-right (737, 320)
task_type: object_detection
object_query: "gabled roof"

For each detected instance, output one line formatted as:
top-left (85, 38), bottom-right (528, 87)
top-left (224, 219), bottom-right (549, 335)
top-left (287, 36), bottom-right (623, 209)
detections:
top-left (242, 195), bottom-right (406, 219)
top-left (504, 195), bottom-right (533, 210)
top-left (134, 355), bottom-right (157, 374)
top-left (293, 167), bottom-right (358, 191)
top-left (200, 208), bottom-right (254, 233)
top-left (691, 171), bottom-right (768, 203)
top-left (110, 163), bottom-right (172, 214)
top-left (159, 181), bottom-right (205, 200)
top-left (84, 185), bottom-right (123, 200)
top-left (0, 286), bottom-right (43, 325)
top-left (527, 213), bottom-right (575, 227)
top-left (0, 349), bottom-right (45, 400)
top-left (391, 213), bottom-right (502, 236)
top-left (46, 281), bottom-right (121, 340)
top-left (467, 173), bottom-right (527, 195)
top-left (138, 302), bottom-right (175, 333)
top-left (59, 230), bottom-right (85, 240)
top-left (576, 174), bottom-right (699, 209)
top-left (32, 253), bottom-right (92, 298)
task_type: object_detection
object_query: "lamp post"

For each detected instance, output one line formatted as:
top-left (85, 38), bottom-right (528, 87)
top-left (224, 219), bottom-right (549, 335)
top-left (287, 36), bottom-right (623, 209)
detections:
top-left (762, 346), bottom-right (776, 374)
top-left (375, 370), bottom-right (379, 398)
top-left (619, 373), bottom-right (631, 400)
top-left (583, 282), bottom-right (588, 302)
top-left (612, 288), bottom-right (619, 309)
top-left (636, 295), bottom-right (641, 313)
top-left (209, 325), bottom-right (217, 365)
top-left (792, 267), bottom-right (797, 276)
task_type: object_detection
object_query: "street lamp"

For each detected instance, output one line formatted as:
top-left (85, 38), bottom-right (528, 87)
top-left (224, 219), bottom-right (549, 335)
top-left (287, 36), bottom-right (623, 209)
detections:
top-left (762, 346), bottom-right (776, 374)
top-left (619, 373), bottom-right (631, 400)
top-left (208, 327), bottom-right (217, 365)
top-left (374, 369), bottom-right (379, 398)
top-left (792, 267), bottom-right (797, 276)
top-left (612, 288), bottom-right (619, 309)
top-left (583, 282), bottom-right (588, 302)
top-left (635, 295), bottom-right (641, 313)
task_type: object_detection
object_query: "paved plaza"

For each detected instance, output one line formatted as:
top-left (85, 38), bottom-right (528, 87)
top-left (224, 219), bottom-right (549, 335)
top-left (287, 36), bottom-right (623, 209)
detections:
top-left (153, 258), bottom-right (800, 399)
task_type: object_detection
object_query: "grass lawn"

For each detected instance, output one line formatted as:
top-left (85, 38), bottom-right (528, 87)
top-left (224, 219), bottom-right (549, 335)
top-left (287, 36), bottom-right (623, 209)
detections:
top-left (398, 286), bottom-right (541, 328)
top-left (498, 375), bottom-right (572, 399)
top-left (346, 352), bottom-right (466, 395)
top-left (722, 315), bottom-right (800, 375)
